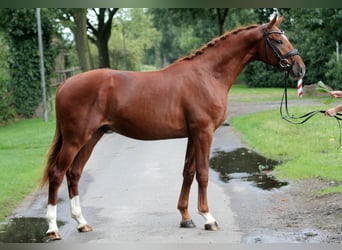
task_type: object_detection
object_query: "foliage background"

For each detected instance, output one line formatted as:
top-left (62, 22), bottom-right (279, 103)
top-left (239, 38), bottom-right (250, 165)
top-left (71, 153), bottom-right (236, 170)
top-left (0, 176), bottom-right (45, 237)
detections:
top-left (0, 8), bottom-right (342, 123)
top-left (0, 9), bottom-right (58, 119)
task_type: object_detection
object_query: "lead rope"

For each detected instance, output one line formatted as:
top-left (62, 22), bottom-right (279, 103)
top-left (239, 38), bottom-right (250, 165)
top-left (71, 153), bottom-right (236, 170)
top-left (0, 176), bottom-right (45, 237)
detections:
top-left (280, 69), bottom-right (342, 149)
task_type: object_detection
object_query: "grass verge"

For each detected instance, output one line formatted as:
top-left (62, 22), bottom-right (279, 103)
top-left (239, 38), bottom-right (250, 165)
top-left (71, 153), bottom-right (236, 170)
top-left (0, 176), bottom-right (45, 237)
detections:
top-left (0, 118), bottom-right (55, 221)
top-left (231, 106), bottom-right (342, 194)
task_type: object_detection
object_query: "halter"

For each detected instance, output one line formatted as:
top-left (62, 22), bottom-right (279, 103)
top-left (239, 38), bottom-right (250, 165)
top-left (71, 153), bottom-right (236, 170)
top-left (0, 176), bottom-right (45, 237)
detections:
top-left (262, 24), bottom-right (342, 149)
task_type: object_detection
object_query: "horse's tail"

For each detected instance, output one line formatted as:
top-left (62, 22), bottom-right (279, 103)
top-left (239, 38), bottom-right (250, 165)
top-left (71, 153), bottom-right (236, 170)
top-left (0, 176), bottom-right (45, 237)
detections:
top-left (39, 120), bottom-right (63, 189)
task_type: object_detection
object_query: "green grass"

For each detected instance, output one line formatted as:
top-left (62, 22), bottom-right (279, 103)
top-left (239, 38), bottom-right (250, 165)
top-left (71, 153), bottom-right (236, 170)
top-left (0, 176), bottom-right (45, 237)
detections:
top-left (0, 118), bottom-right (55, 221)
top-left (231, 106), bottom-right (342, 194)
top-left (229, 84), bottom-right (296, 102)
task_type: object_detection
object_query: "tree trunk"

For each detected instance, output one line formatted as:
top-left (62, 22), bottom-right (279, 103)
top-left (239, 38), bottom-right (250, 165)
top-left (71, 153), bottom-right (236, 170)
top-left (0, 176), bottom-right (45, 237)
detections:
top-left (98, 39), bottom-right (110, 68)
top-left (72, 9), bottom-right (93, 71)
top-left (88, 8), bottom-right (118, 68)
top-left (216, 8), bottom-right (229, 35)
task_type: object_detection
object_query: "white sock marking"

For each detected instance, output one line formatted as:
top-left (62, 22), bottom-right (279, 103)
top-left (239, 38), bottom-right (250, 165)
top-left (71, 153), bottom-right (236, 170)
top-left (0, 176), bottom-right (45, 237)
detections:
top-left (46, 204), bottom-right (58, 233)
top-left (199, 212), bottom-right (216, 224)
top-left (70, 195), bottom-right (88, 228)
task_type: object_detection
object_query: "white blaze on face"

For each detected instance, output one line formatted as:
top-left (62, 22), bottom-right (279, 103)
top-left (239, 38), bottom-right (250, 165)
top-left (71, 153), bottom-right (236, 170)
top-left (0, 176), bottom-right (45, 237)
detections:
top-left (70, 195), bottom-right (88, 229)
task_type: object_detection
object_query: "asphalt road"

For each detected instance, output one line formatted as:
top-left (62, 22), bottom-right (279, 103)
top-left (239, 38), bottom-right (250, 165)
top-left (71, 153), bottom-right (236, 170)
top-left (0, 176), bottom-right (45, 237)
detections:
top-left (11, 98), bottom-right (323, 243)
top-left (13, 124), bottom-right (243, 243)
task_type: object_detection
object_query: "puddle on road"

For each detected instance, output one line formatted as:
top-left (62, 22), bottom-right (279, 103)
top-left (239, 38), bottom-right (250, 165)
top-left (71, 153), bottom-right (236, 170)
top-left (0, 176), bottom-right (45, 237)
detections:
top-left (210, 148), bottom-right (288, 190)
top-left (0, 217), bottom-right (64, 243)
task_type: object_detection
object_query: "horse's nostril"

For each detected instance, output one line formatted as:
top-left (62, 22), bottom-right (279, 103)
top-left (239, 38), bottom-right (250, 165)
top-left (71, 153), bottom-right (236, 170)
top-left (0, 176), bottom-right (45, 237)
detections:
top-left (298, 65), bottom-right (306, 78)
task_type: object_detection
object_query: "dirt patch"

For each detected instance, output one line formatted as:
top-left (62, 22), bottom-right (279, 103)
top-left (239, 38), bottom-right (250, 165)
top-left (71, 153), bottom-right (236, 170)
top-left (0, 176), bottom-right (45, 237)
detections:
top-left (224, 177), bottom-right (341, 243)
top-left (283, 179), bottom-right (342, 242)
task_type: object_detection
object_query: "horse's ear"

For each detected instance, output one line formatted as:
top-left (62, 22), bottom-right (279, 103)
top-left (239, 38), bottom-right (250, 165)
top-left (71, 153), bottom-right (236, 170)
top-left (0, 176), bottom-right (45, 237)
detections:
top-left (267, 14), bottom-right (277, 29)
top-left (267, 14), bottom-right (284, 29)
top-left (275, 15), bottom-right (284, 27)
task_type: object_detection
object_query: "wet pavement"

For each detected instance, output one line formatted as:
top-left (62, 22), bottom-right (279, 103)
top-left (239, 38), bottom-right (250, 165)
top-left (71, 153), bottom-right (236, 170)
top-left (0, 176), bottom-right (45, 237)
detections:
top-left (210, 148), bottom-right (287, 190)
top-left (0, 217), bottom-right (64, 243)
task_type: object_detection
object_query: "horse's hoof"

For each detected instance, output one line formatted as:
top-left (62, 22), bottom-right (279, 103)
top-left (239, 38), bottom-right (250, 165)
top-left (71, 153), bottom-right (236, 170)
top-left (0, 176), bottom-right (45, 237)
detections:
top-left (78, 224), bottom-right (93, 232)
top-left (180, 219), bottom-right (196, 228)
top-left (45, 231), bottom-right (62, 241)
top-left (204, 221), bottom-right (220, 231)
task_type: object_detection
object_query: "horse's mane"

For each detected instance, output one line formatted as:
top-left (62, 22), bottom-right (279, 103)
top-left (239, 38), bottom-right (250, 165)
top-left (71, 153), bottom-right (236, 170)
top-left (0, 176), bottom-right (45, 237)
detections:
top-left (177, 24), bottom-right (259, 62)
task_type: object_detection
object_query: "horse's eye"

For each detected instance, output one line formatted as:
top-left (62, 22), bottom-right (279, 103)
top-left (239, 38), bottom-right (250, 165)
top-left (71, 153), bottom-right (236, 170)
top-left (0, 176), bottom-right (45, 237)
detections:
top-left (275, 39), bottom-right (283, 45)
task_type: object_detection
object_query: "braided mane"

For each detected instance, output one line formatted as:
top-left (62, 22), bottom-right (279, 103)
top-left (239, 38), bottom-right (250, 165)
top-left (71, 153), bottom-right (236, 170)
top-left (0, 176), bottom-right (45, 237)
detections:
top-left (177, 24), bottom-right (259, 62)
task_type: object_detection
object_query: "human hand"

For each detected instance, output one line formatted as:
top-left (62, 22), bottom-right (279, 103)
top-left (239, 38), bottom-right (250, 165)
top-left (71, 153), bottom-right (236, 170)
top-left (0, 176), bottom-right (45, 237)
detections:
top-left (325, 107), bottom-right (337, 117)
top-left (330, 91), bottom-right (342, 98)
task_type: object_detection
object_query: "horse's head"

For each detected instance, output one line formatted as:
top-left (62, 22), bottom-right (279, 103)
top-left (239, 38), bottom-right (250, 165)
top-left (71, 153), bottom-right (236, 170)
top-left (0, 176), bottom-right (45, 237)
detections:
top-left (258, 14), bottom-right (305, 80)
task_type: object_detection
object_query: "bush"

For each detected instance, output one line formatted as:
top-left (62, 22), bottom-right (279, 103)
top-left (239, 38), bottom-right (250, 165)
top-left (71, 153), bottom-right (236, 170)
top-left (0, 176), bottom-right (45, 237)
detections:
top-left (0, 9), bottom-right (57, 118)
top-left (0, 82), bottom-right (15, 125)
top-left (0, 35), bottom-right (15, 124)
top-left (245, 61), bottom-right (297, 88)
top-left (325, 53), bottom-right (342, 90)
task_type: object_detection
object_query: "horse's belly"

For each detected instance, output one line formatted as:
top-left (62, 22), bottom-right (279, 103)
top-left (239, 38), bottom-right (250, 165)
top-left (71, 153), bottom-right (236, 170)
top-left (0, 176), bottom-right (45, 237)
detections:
top-left (110, 117), bottom-right (188, 140)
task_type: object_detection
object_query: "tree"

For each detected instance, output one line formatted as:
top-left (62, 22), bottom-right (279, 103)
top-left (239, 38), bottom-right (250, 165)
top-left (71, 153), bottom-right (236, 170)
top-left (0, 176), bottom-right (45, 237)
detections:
top-left (325, 52), bottom-right (342, 89)
top-left (245, 8), bottom-right (342, 88)
top-left (87, 8), bottom-right (119, 68)
top-left (149, 8), bottom-right (258, 67)
top-left (0, 8), bottom-right (58, 118)
top-left (57, 8), bottom-right (93, 71)
top-left (109, 9), bottom-right (161, 70)
top-left (216, 8), bottom-right (229, 35)
top-left (287, 9), bottom-right (342, 87)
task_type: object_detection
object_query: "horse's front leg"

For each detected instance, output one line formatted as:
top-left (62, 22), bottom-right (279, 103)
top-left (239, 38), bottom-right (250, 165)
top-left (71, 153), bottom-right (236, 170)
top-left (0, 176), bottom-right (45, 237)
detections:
top-left (194, 130), bottom-right (220, 231)
top-left (178, 138), bottom-right (196, 228)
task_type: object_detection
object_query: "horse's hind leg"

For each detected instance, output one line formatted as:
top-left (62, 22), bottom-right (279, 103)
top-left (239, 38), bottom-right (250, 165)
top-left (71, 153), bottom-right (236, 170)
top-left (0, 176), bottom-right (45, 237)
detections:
top-left (46, 142), bottom-right (81, 240)
top-left (177, 138), bottom-right (196, 228)
top-left (66, 129), bottom-right (104, 232)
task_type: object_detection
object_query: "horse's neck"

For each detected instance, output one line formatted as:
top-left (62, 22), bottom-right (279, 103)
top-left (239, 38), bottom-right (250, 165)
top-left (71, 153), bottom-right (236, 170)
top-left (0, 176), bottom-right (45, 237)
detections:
top-left (196, 28), bottom-right (260, 89)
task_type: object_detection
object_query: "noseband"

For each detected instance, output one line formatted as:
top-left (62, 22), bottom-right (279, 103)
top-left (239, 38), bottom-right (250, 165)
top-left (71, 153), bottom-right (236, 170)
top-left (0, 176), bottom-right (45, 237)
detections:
top-left (262, 24), bottom-right (299, 70)
top-left (262, 24), bottom-right (342, 149)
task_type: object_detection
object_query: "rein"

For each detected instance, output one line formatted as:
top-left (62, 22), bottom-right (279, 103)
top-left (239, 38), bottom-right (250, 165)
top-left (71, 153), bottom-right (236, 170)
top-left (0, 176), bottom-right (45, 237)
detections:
top-left (280, 69), bottom-right (342, 149)
top-left (262, 24), bottom-right (342, 148)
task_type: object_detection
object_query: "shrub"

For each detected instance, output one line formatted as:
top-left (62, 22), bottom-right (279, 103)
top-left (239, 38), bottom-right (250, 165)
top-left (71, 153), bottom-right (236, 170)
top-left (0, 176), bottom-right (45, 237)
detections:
top-left (0, 9), bottom-right (57, 118)
top-left (325, 53), bottom-right (342, 90)
top-left (245, 61), bottom-right (297, 88)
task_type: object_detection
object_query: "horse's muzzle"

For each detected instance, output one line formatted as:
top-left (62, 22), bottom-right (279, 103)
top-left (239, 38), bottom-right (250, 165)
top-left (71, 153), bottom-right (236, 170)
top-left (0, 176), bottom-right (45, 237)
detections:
top-left (291, 58), bottom-right (306, 80)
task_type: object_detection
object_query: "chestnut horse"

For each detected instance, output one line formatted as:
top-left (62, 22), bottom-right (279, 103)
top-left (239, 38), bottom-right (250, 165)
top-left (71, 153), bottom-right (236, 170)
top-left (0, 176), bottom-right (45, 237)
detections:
top-left (40, 15), bottom-right (305, 240)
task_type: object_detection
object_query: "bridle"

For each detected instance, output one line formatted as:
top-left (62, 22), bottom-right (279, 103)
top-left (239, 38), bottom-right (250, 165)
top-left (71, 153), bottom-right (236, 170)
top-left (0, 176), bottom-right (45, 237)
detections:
top-left (262, 24), bottom-right (342, 149)
top-left (262, 24), bottom-right (299, 70)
